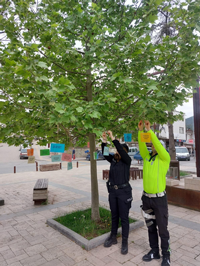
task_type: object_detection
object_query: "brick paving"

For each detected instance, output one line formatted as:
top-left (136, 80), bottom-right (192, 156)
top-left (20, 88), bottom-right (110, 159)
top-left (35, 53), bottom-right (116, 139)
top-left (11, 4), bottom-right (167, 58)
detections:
top-left (0, 162), bottom-right (200, 266)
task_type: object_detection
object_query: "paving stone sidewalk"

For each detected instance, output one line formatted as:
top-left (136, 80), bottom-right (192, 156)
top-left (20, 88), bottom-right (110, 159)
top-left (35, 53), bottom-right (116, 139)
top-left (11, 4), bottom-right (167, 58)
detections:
top-left (0, 163), bottom-right (200, 266)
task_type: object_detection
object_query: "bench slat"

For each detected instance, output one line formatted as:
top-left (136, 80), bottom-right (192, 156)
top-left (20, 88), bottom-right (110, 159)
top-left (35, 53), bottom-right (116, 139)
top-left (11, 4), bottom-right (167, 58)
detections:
top-left (34, 178), bottom-right (48, 190)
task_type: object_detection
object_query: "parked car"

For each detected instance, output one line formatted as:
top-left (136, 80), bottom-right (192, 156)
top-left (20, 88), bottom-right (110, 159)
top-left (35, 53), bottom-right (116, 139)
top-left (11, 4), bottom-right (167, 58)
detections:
top-left (133, 151), bottom-right (143, 161)
top-left (133, 148), bottom-right (152, 161)
top-left (19, 148), bottom-right (28, 159)
top-left (175, 147), bottom-right (190, 161)
top-left (86, 151), bottom-right (114, 161)
top-left (128, 147), bottom-right (138, 160)
top-left (19, 140), bottom-right (33, 151)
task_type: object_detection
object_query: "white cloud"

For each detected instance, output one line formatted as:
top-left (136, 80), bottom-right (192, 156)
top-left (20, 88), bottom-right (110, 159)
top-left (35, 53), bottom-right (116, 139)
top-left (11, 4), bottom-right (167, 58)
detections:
top-left (176, 98), bottom-right (193, 118)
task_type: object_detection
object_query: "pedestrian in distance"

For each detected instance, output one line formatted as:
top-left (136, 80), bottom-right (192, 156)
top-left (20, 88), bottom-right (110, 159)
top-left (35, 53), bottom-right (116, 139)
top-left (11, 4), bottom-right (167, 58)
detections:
top-left (138, 120), bottom-right (171, 266)
top-left (72, 147), bottom-right (75, 160)
top-left (102, 130), bottom-right (132, 255)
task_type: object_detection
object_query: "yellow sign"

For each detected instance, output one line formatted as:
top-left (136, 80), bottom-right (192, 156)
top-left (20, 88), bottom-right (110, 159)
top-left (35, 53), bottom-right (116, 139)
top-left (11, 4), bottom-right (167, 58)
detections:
top-left (28, 156), bottom-right (35, 164)
top-left (140, 133), bottom-right (151, 143)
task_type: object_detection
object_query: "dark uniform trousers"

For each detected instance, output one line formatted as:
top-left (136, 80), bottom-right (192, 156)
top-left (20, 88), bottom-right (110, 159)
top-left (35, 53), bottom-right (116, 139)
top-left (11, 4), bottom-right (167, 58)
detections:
top-left (141, 194), bottom-right (170, 256)
top-left (109, 187), bottom-right (132, 239)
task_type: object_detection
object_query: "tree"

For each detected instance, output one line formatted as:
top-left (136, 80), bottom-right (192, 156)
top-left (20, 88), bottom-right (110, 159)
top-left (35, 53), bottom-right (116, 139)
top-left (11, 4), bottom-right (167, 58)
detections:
top-left (149, 0), bottom-right (199, 159)
top-left (0, 0), bottom-right (200, 220)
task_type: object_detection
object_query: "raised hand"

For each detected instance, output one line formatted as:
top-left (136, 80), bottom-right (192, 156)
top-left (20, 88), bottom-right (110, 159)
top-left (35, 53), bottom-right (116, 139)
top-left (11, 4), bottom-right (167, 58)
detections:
top-left (144, 120), bottom-right (151, 131)
top-left (107, 130), bottom-right (115, 141)
top-left (138, 120), bottom-right (144, 131)
top-left (102, 132), bottom-right (107, 141)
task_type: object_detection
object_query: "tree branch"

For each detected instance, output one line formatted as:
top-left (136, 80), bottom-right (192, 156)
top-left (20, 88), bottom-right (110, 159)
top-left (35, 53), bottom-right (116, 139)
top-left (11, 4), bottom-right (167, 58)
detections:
top-left (39, 50), bottom-right (88, 76)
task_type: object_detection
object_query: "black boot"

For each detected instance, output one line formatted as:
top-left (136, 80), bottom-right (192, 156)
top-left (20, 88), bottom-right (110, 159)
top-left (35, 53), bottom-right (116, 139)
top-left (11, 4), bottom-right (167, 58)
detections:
top-left (142, 249), bottom-right (160, 261)
top-left (161, 255), bottom-right (170, 266)
top-left (104, 234), bottom-right (117, 247)
top-left (121, 237), bottom-right (128, 255)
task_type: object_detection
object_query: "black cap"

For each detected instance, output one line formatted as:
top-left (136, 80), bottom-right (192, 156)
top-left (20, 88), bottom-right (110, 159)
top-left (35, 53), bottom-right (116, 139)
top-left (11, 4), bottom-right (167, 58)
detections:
top-left (122, 143), bottom-right (129, 153)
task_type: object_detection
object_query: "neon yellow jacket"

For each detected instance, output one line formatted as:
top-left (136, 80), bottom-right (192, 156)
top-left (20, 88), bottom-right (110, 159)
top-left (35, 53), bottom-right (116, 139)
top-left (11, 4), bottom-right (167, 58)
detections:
top-left (138, 130), bottom-right (170, 194)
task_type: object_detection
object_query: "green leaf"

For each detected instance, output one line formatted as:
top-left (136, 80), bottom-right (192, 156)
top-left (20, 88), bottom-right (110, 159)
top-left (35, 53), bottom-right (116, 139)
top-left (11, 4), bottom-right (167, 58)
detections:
top-left (76, 107), bottom-right (83, 112)
top-left (37, 62), bottom-right (48, 68)
top-left (89, 111), bottom-right (101, 118)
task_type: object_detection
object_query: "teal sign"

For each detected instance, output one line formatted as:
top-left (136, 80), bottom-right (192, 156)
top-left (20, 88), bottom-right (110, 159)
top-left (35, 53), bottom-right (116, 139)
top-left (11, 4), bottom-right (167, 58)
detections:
top-left (67, 162), bottom-right (73, 170)
top-left (50, 143), bottom-right (65, 153)
top-left (124, 133), bottom-right (132, 142)
top-left (51, 155), bottom-right (61, 162)
top-left (40, 149), bottom-right (50, 156)
top-left (103, 146), bottom-right (109, 156)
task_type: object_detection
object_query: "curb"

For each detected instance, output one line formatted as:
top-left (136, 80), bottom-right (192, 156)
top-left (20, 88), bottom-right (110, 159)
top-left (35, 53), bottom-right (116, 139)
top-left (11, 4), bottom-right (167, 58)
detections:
top-left (46, 218), bottom-right (144, 251)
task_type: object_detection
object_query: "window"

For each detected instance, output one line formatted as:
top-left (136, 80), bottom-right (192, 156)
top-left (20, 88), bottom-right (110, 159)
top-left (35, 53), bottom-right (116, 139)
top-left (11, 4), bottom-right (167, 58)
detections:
top-left (179, 127), bottom-right (184, 134)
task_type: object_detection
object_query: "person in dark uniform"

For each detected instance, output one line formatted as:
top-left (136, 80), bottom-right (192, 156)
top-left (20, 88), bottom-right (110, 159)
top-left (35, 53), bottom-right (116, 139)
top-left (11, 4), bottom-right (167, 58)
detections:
top-left (102, 130), bottom-right (132, 255)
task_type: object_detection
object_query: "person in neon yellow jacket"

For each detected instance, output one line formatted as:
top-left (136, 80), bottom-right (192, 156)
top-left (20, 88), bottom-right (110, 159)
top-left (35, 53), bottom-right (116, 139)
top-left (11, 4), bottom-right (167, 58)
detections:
top-left (138, 120), bottom-right (171, 266)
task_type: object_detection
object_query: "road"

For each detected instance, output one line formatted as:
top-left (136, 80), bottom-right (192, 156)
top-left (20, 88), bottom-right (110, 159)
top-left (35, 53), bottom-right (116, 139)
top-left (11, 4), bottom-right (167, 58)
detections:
top-left (0, 143), bottom-right (197, 174)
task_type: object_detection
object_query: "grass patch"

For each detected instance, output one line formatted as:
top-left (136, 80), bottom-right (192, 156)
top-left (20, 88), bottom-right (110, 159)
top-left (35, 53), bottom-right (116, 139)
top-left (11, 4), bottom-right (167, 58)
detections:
top-left (180, 171), bottom-right (190, 176)
top-left (54, 207), bottom-right (136, 240)
top-left (167, 170), bottom-right (190, 177)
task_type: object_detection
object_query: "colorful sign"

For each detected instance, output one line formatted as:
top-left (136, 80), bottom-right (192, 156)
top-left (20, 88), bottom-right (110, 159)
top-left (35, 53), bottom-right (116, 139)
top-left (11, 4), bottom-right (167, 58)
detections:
top-left (40, 149), bottom-right (50, 156)
top-left (93, 151), bottom-right (98, 160)
top-left (62, 153), bottom-right (72, 162)
top-left (28, 156), bottom-right (35, 164)
top-left (67, 162), bottom-right (73, 170)
top-left (27, 148), bottom-right (34, 156)
top-left (103, 146), bottom-right (109, 156)
top-left (50, 143), bottom-right (65, 153)
top-left (188, 139), bottom-right (194, 144)
top-left (140, 133), bottom-right (151, 143)
top-left (124, 133), bottom-right (132, 142)
top-left (51, 154), bottom-right (61, 162)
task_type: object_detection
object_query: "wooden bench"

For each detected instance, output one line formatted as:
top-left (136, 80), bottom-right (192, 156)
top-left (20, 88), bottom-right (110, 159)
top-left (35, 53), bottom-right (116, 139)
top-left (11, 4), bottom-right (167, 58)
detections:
top-left (33, 178), bottom-right (48, 204)
top-left (102, 168), bottom-right (143, 180)
top-left (39, 164), bottom-right (61, 172)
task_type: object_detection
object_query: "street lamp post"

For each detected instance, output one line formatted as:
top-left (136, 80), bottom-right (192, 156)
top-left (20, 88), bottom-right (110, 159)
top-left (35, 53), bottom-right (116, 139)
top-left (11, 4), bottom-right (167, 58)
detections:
top-left (193, 80), bottom-right (200, 177)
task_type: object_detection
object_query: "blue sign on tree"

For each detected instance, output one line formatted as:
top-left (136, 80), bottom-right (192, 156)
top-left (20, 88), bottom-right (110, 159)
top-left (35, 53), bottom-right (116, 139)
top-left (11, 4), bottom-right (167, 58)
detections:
top-left (124, 133), bottom-right (132, 142)
top-left (50, 143), bottom-right (65, 153)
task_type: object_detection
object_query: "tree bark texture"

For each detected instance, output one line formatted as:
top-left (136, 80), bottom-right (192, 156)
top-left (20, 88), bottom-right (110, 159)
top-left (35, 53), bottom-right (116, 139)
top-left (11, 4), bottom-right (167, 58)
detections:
top-left (168, 112), bottom-right (176, 160)
top-left (89, 132), bottom-right (100, 221)
top-left (193, 86), bottom-right (200, 177)
top-left (86, 67), bottom-right (100, 221)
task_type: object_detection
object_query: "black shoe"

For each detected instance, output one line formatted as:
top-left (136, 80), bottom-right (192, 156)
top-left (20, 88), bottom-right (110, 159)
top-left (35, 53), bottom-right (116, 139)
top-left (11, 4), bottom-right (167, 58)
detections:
top-left (121, 237), bottom-right (128, 255)
top-left (142, 249), bottom-right (160, 262)
top-left (161, 256), bottom-right (170, 266)
top-left (104, 234), bottom-right (117, 247)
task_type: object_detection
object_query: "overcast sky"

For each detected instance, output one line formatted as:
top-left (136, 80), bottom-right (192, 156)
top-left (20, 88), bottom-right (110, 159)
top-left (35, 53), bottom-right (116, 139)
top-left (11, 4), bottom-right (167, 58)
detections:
top-left (176, 98), bottom-right (193, 119)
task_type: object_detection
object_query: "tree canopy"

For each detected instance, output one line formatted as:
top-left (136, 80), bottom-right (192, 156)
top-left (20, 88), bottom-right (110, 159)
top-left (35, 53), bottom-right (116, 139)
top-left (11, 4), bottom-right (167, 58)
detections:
top-left (0, 0), bottom-right (199, 146)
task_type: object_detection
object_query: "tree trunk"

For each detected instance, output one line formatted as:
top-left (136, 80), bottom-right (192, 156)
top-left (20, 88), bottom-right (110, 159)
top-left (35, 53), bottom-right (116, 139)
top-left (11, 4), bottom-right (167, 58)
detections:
top-left (168, 112), bottom-right (176, 160)
top-left (86, 67), bottom-right (100, 221)
top-left (89, 133), bottom-right (100, 220)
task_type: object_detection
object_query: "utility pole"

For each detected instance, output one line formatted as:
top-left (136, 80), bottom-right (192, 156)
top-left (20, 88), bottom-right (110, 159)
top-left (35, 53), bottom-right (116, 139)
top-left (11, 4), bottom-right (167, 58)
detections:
top-left (193, 79), bottom-right (200, 177)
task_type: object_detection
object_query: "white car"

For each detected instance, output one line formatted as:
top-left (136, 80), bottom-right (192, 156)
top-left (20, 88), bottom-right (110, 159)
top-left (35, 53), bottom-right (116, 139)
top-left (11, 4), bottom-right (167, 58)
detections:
top-left (175, 147), bottom-right (190, 161)
top-left (128, 147), bottom-right (138, 159)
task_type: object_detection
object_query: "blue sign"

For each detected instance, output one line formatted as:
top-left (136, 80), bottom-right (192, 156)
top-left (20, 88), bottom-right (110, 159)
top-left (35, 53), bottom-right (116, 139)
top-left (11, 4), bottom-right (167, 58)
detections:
top-left (51, 155), bottom-right (61, 162)
top-left (103, 146), bottom-right (109, 156)
top-left (124, 133), bottom-right (132, 142)
top-left (50, 143), bottom-right (65, 153)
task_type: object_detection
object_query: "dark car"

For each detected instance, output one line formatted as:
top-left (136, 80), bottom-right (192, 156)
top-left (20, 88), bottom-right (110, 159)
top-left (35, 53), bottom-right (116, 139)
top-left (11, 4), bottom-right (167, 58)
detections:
top-left (86, 151), bottom-right (114, 161)
top-left (133, 148), bottom-right (152, 161)
top-left (19, 148), bottom-right (28, 159)
top-left (133, 151), bottom-right (143, 161)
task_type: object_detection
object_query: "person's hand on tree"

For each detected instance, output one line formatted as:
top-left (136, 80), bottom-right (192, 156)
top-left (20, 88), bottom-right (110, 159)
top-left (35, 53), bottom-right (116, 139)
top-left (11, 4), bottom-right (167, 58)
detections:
top-left (144, 120), bottom-right (151, 131)
top-left (138, 120), bottom-right (144, 131)
top-left (102, 132), bottom-right (107, 142)
top-left (107, 130), bottom-right (115, 141)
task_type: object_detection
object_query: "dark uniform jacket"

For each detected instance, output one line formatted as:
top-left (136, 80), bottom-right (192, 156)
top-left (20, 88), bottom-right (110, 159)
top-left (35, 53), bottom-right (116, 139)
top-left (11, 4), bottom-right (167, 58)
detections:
top-left (101, 140), bottom-right (132, 186)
